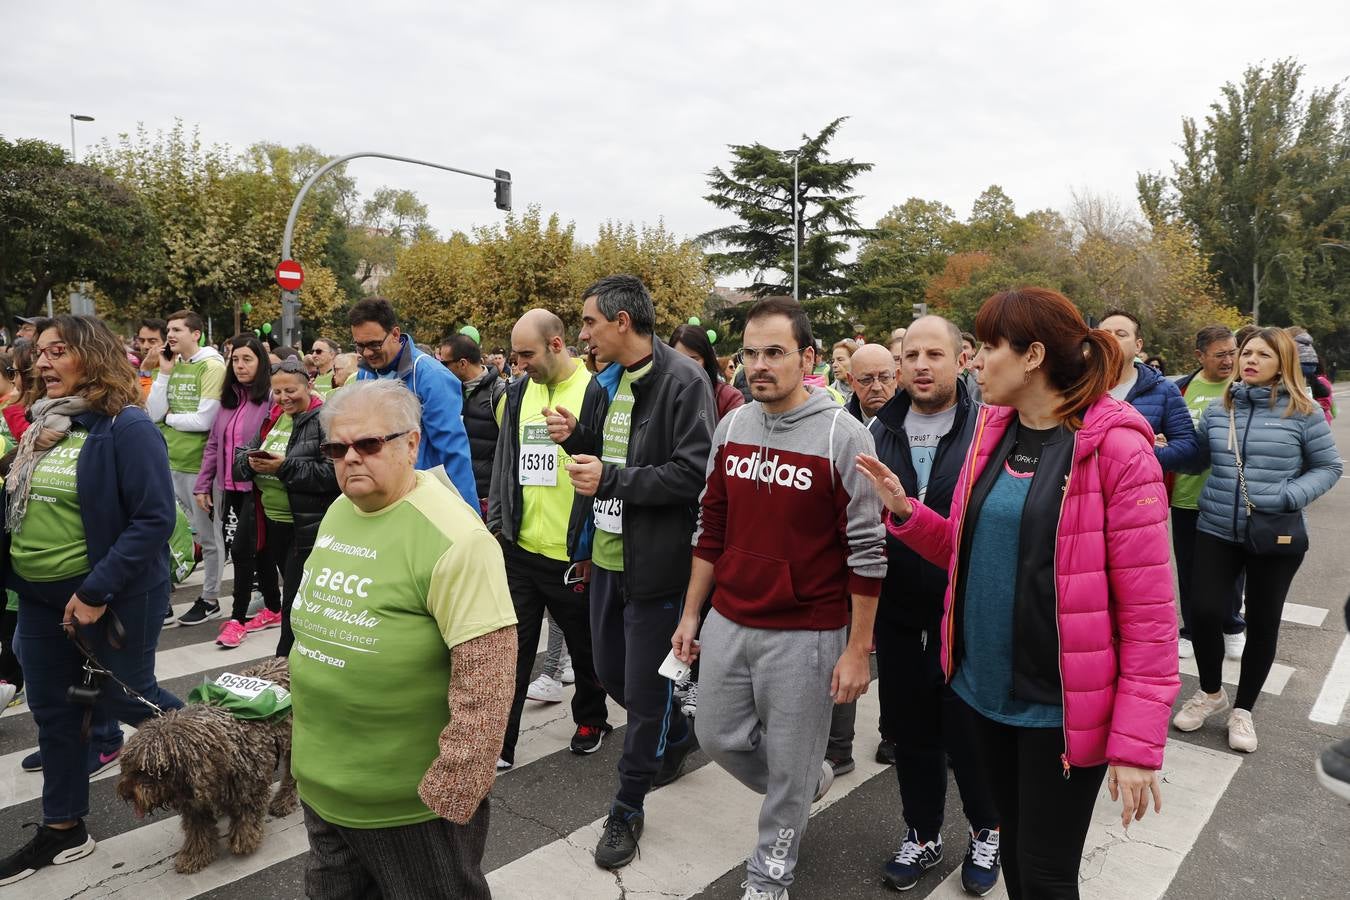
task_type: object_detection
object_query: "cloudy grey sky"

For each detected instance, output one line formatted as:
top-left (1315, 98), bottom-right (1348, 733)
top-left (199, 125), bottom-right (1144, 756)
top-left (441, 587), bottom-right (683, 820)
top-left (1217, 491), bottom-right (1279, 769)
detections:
top-left (5, 1), bottom-right (1347, 274)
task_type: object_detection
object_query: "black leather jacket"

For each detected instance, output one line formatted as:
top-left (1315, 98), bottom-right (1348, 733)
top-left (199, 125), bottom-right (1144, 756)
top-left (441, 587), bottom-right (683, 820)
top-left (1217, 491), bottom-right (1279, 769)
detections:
top-left (233, 404), bottom-right (339, 551)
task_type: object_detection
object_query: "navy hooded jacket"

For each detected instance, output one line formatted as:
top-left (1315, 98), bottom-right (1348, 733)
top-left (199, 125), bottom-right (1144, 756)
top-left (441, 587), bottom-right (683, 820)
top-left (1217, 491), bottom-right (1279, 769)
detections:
top-left (1122, 361), bottom-right (1197, 472)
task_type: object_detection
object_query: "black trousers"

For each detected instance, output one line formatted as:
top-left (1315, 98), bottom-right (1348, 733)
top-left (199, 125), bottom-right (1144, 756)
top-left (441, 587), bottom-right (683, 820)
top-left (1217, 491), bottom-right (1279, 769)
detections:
top-left (276, 536), bottom-right (310, 658)
top-left (876, 621), bottom-right (998, 838)
top-left (1192, 532), bottom-right (1304, 710)
top-left (591, 565), bottom-right (690, 809)
top-left (0, 598), bottom-right (20, 689)
top-left (499, 541), bottom-right (610, 764)
top-left (302, 800), bottom-right (491, 899)
top-left (1171, 507), bottom-right (1245, 637)
top-left (970, 709), bottom-right (1106, 900)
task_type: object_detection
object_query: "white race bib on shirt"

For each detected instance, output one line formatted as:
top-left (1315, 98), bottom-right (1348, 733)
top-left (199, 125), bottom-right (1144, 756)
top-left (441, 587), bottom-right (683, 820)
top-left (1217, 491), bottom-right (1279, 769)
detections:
top-left (518, 423), bottom-right (557, 486)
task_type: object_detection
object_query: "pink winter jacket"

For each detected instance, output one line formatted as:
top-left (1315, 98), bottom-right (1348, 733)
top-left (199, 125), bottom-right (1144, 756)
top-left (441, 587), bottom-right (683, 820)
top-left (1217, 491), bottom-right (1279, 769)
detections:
top-left (889, 395), bottom-right (1180, 770)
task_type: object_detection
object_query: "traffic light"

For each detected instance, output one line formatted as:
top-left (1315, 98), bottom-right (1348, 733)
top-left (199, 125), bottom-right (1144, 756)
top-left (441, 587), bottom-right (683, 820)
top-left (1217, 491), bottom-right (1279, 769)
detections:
top-left (912, 302), bottom-right (928, 320)
top-left (494, 169), bottom-right (512, 211)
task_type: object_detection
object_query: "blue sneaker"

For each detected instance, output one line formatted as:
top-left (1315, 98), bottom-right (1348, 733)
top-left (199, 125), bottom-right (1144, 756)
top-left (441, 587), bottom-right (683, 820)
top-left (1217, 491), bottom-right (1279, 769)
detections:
top-left (961, 827), bottom-right (1001, 896)
top-left (883, 827), bottom-right (942, 891)
top-left (18, 742), bottom-right (122, 777)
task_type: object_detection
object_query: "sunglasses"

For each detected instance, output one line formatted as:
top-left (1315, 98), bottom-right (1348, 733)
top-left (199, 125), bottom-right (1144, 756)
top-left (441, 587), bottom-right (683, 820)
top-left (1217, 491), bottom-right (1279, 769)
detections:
top-left (319, 431), bottom-right (410, 460)
top-left (271, 359), bottom-right (308, 375)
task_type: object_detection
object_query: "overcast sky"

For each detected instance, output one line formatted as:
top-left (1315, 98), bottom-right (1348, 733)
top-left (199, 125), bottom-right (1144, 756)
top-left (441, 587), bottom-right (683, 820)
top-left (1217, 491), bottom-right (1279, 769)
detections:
top-left (5, 1), bottom-right (1348, 281)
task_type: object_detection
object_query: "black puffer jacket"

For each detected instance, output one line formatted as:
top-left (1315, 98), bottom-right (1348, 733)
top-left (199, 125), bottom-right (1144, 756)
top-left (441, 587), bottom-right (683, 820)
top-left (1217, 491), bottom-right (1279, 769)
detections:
top-left (233, 402), bottom-right (340, 551)
top-left (462, 364), bottom-right (506, 501)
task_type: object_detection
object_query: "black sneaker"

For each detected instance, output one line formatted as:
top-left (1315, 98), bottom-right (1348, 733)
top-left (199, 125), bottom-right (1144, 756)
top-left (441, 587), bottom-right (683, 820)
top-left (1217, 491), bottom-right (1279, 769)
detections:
top-left (177, 597), bottom-right (221, 626)
top-left (1317, 736), bottom-right (1350, 801)
top-left (593, 801), bottom-right (643, 869)
top-left (570, 724), bottom-right (612, 755)
top-left (0, 820), bottom-right (96, 886)
top-left (653, 726), bottom-right (699, 787)
top-left (875, 738), bottom-right (897, 766)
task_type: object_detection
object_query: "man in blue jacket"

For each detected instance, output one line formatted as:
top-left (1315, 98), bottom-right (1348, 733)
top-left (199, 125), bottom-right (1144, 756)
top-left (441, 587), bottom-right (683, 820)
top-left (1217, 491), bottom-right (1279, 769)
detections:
top-left (349, 297), bottom-right (478, 507)
top-left (1100, 310), bottom-right (1197, 470)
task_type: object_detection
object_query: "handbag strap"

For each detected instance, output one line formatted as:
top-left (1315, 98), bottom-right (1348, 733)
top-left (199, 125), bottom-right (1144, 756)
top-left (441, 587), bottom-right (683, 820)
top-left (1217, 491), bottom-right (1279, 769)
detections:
top-left (1229, 406), bottom-right (1255, 516)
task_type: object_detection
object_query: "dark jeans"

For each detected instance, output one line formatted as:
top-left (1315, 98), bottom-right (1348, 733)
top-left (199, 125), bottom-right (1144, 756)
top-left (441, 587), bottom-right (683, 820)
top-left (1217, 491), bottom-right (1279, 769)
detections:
top-left (1192, 532), bottom-right (1304, 710)
top-left (0, 599), bottom-right (21, 689)
top-left (1171, 507), bottom-right (1245, 637)
top-left (970, 708), bottom-right (1105, 900)
top-left (590, 565), bottom-right (690, 809)
top-left (499, 542), bottom-right (609, 764)
top-left (227, 492), bottom-right (287, 623)
top-left (876, 621), bottom-right (998, 838)
top-left (13, 574), bottom-right (183, 824)
top-left (276, 530), bottom-right (311, 659)
top-left (302, 800), bottom-right (491, 899)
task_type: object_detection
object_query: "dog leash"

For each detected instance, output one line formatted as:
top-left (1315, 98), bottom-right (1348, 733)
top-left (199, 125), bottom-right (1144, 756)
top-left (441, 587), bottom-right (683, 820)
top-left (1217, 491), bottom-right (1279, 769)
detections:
top-left (64, 611), bottom-right (167, 740)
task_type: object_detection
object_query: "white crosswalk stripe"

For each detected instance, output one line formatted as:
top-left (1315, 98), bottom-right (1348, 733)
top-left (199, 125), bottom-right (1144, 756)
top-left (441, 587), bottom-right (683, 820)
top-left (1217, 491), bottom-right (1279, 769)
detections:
top-left (1177, 657), bottom-right (1295, 695)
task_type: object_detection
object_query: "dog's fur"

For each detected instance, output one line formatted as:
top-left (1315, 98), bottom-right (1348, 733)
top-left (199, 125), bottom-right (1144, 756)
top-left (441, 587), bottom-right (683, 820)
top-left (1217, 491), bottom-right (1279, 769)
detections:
top-left (116, 656), bottom-right (297, 874)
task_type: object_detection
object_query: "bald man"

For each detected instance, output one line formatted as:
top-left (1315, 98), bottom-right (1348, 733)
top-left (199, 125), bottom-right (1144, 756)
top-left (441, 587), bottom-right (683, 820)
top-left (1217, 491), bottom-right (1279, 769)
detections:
top-left (845, 343), bottom-right (899, 424)
top-left (488, 309), bottom-right (612, 770)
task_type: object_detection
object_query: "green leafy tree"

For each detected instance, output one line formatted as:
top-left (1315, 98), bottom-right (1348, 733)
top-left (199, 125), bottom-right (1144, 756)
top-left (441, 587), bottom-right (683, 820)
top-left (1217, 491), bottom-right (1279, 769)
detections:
top-left (574, 220), bottom-right (713, 338)
top-left (700, 117), bottom-right (873, 310)
top-left (0, 136), bottom-right (156, 319)
top-left (849, 199), bottom-right (960, 338)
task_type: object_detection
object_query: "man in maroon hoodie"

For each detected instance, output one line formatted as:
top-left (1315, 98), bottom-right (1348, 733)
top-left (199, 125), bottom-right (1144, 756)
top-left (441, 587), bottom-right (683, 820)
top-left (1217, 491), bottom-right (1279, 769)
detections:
top-left (673, 297), bottom-right (886, 900)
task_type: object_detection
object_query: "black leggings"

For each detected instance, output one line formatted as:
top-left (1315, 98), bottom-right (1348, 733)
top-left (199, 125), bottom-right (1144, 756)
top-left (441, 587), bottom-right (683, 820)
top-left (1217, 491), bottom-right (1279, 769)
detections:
top-left (226, 490), bottom-right (290, 623)
top-left (0, 597), bottom-right (21, 690)
top-left (1192, 532), bottom-right (1304, 711)
top-left (970, 707), bottom-right (1105, 900)
top-left (275, 539), bottom-right (309, 658)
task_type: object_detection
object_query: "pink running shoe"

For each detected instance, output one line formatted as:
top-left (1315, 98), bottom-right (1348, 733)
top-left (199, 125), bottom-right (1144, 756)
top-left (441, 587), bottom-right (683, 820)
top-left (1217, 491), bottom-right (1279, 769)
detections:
top-left (216, 619), bottom-right (248, 648)
top-left (244, 608), bottom-right (283, 632)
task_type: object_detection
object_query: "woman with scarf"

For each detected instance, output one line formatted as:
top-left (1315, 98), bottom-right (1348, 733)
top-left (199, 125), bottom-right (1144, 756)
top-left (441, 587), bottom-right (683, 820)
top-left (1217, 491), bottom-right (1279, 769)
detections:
top-left (0, 315), bottom-right (182, 887)
top-left (197, 334), bottom-right (275, 649)
top-left (234, 357), bottom-right (339, 656)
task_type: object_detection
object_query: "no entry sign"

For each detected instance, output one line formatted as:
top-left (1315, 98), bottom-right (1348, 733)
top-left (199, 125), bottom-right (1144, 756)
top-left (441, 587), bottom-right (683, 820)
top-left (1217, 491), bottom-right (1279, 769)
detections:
top-left (274, 259), bottom-right (304, 290)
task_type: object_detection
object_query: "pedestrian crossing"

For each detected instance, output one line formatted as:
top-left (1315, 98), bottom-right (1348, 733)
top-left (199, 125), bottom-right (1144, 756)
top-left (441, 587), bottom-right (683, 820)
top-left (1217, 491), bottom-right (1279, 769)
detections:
top-left (0, 587), bottom-right (1332, 899)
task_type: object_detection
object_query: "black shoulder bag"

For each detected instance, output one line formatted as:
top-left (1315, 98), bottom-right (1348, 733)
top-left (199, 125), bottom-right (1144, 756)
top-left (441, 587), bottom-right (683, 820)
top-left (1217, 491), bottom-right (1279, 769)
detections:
top-left (1230, 406), bottom-right (1308, 556)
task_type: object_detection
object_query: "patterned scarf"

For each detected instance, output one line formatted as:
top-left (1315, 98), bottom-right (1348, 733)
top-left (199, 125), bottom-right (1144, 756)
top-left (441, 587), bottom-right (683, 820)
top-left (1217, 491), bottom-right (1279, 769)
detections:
top-left (6, 396), bottom-right (90, 533)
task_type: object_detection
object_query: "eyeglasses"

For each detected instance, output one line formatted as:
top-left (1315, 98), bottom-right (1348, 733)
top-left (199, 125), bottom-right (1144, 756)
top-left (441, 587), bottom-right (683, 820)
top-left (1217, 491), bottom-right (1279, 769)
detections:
top-left (35, 343), bottom-right (68, 361)
top-left (353, 332), bottom-right (392, 354)
top-left (1209, 350), bottom-right (1238, 360)
top-left (735, 346), bottom-right (807, 366)
top-left (854, 373), bottom-right (896, 388)
top-left (319, 431), bottom-right (411, 460)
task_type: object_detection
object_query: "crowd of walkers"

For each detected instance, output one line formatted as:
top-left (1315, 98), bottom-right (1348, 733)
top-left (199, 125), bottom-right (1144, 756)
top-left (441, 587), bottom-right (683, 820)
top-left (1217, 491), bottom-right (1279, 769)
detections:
top-left (0, 279), bottom-right (1342, 899)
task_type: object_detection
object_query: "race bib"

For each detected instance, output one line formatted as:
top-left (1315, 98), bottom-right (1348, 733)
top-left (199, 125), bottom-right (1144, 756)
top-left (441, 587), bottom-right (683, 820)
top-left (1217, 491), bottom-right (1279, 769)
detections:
top-left (519, 423), bottom-right (557, 486)
top-left (215, 672), bottom-right (288, 703)
top-left (594, 495), bottom-right (623, 534)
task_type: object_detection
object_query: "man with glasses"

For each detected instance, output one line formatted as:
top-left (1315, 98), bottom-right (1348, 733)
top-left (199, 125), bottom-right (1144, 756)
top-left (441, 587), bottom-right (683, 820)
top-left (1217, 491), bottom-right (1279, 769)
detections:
top-left (348, 297), bottom-right (479, 510)
top-left (671, 296), bottom-right (886, 900)
top-left (1171, 324), bottom-right (1245, 660)
top-left (845, 343), bottom-right (899, 426)
top-left (147, 309), bottom-right (228, 625)
top-left (134, 317), bottom-right (167, 399)
top-left (292, 379), bottom-right (516, 899)
top-left (489, 309), bottom-right (611, 772)
top-left (543, 274), bottom-right (714, 870)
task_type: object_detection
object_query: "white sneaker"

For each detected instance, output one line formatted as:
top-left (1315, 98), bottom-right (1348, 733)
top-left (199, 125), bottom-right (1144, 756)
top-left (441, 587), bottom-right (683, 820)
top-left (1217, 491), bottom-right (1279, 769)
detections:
top-left (1178, 638), bottom-right (1194, 659)
top-left (1228, 709), bottom-right (1258, 752)
top-left (740, 882), bottom-right (787, 900)
top-left (1224, 631), bottom-right (1246, 661)
top-left (0, 682), bottom-right (15, 709)
top-left (560, 666), bottom-right (575, 685)
top-left (495, 757), bottom-right (512, 774)
top-left (526, 674), bottom-right (564, 703)
top-left (812, 759), bottom-right (834, 803)
top-left (1173, 687), bottom-right (1231, 732)
top-left (558, 649), bottom-right (574, 684)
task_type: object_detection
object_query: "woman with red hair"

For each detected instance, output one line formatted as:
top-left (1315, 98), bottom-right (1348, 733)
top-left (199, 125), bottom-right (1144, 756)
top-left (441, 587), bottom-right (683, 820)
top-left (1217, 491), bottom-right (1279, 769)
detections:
top-left (857, 288), bottom-right (1179, 899)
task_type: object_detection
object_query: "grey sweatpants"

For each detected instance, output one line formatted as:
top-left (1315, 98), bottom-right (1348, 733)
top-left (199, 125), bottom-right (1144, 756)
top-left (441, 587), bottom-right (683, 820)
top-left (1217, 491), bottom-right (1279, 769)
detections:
top-left (171, 470), bottom-right (223, 601)
top-left (697, 608), bottom-right (846, 892)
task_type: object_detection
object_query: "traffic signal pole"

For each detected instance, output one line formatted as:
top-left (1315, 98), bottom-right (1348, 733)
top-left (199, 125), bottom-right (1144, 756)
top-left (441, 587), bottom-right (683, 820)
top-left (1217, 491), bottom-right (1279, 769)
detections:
top-left (278, 151), bottom-right (512, 347)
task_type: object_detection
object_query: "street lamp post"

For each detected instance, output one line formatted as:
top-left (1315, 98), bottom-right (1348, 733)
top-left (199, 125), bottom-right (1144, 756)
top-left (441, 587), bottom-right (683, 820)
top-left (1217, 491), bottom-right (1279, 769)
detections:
top-left (69, 114), bottom-right (94, 160)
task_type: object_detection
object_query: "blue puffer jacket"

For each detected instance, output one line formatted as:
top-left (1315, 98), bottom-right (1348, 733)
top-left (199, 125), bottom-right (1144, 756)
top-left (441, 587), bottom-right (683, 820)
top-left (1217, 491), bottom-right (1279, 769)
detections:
top-left (1183, 383), bottom-right (1342, 543)
top-left (1123, 361), bottom-right (1197, 472)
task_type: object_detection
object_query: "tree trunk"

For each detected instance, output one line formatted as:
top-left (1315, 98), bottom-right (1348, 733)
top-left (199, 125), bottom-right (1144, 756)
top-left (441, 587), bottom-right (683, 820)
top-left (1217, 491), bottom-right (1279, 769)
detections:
top-left (25, 274), bottom-right (55, 317)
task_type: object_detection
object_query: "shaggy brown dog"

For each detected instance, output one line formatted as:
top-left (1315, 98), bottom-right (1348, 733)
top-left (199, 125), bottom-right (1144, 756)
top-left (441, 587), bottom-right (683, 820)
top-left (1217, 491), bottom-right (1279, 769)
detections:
top-left (116, 656), bottom-right (297, 874)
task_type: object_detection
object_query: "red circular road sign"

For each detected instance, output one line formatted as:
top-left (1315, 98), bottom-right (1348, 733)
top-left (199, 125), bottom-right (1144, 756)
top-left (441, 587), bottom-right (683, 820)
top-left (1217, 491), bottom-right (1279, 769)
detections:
top-left (275, 259), bottom-right (305, 290)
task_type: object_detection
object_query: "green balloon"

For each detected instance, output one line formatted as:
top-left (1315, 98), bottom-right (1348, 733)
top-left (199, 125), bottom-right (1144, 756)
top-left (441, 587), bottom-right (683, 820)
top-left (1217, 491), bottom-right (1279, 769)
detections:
top-left (242, 302), bottom-right (253, 314)
top-left (261, 322), bottom-right (272, 335)
top-left (458, 325), bottom-right (481, 343)
top-left (687, 316), bottom-right (700, 326)
top-left (253, 328), bottom-right (261, 336)
top-left (706, 329), bottom-right (718, 344)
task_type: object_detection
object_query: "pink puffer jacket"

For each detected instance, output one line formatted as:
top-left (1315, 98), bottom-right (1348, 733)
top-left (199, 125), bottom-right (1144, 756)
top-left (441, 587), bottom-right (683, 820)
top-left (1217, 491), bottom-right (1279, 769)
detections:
top-left (890, 395), bottom-right (1179, 770)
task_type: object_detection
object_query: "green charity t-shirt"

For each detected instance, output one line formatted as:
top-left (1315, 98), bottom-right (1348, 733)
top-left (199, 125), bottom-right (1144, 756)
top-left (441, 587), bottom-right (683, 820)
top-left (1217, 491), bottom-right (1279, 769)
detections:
top-left (188, 672), bottom-right (293, 720)
top-left (1171, 376), bottom-right (1228, 510)
top-left (591, 361), bottom-right (651, 572)
top-left (11, 427), bottom-right (91, 582)
top-left (256, 414), bottom-right (294, 523)
top-left (288, 472), bottom-right (517, 829)
top-left (314, 372), bottom-right (335, 398)
top-left (160, 355), bottom-right (226, 473)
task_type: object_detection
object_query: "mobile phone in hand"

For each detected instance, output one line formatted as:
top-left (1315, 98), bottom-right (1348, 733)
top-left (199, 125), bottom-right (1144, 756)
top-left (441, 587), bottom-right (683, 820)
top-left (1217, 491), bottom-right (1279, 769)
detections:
top-left (247, 450), bottom-right (279, 460)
